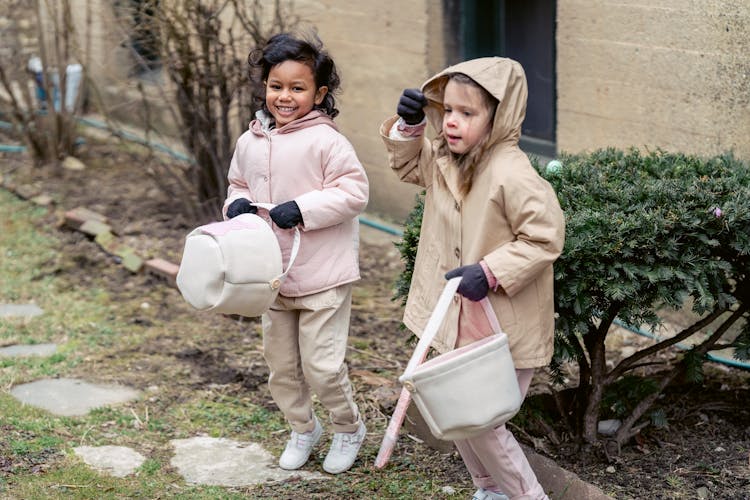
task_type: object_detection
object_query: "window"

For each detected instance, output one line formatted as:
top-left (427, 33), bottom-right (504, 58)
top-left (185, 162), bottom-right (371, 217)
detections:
top-left (449, 0), bottom-right (557, 157)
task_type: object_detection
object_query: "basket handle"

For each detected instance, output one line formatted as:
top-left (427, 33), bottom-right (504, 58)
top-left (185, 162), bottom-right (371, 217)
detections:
top-left (251, 202), bottom-right (301, 280)
top-left (375, 278), bottom-right (503, 469)
top-left (479, 295), bottom-right (503, 335)
top-left (402, 278), bottom-right (504, 379)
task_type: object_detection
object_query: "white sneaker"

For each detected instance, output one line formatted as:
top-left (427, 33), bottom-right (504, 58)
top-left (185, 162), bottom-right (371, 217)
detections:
top-left (472, 488), bottom-right (509, 500)
top-left (278, 417), bottom-right (323, 470)
top-left (322, 421), bottom-right (366, 474)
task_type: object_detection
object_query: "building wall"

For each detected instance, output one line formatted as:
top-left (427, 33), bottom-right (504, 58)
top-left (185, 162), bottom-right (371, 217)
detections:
top-left (5, 1), bottom-right (748, 221)
top-left (80, 0), bottom-right (433, 221)
top-left (293, 0), bottom-right (435, 220)
top-left (556, 0), bottom-right (750, 159)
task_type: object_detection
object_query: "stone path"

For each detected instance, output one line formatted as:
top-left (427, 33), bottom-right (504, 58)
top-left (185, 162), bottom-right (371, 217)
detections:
top-left (69, 437), bottom-right (328, 485)
top-left (73, 446), bottom-right (146, 478)
top-left (170, 436), bottom-right (326, 486)
top-left (1, 301), bottom-right (330, 487)
top-left (8, 374), bottom-right (327, 487)
top-left (10, 378), bottom-right (140, 417)
top-left (0, 303), bottom-right (44, 317)
top-left (0, 343), bottom-right (57, 357)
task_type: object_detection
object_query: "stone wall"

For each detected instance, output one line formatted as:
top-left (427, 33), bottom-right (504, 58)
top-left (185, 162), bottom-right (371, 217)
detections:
top-left (556, 0), bottom-right (750, 159)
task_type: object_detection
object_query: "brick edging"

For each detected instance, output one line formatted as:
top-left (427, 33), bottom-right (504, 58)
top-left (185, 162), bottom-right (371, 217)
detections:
top-left (0, 181), bottom-right (180, 288)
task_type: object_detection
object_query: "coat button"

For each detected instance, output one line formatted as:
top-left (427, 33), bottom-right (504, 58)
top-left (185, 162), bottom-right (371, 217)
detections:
top-left (453, 295), bottom-right (459, 303)
top-left (455, 201), bottom-right (460, 211)
top-left (454, 247), bottom-right (460, 258)
top-left (271, 278), bottom-right (281, 289)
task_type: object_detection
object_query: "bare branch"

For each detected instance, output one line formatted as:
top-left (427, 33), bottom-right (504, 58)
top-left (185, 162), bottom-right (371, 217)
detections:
top-left (606, 307), bottom-right (727, 383)
top-left (614, 305), bottom-right (748, 446)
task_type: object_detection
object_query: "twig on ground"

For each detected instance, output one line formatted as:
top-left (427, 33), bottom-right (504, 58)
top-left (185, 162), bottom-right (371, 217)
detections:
top-left (347, 345), bottom-right (403, 370)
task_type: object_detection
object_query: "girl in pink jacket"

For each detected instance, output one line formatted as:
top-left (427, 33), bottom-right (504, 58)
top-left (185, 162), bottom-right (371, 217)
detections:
top-left (223, 33), bottom-right (369, 475)
top-left (382, 58), bottom-right (565, 499)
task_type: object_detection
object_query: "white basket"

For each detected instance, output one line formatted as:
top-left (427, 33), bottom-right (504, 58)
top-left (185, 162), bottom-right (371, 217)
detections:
top-left (398, 278), bottom-right (522, 440)
top-left (176, 204), bottom-right (299, 318)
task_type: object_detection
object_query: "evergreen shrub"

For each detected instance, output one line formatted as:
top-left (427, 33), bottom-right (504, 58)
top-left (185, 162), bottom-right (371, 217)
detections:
top-left (394, 148), bottom-right (750, 446)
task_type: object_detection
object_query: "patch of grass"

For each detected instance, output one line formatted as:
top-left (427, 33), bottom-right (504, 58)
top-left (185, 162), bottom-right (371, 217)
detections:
top-left (665, 474), bottom-right (685, 489)
top-left (9, 434), bottom-right (63, 454)
top-left (171, 395), bottom-right (286, 440)
top-left (351, 338), bottom-right (371, 350)
top-left (0, 188), bottom-right (476, 499)
top-left (137, 458), bottom-right (161, 476)
top-left (1, 354), bottom-right (68, 388)
top-left (0, 193), bottom-right (58, 300)
top-left (5, 461), bottom-right (177, 499)
top-left (1, 192), bottom-right (129, 375)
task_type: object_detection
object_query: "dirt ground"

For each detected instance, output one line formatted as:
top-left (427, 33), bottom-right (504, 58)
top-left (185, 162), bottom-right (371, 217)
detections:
top-left (2, 137), bottom-right (749, 499)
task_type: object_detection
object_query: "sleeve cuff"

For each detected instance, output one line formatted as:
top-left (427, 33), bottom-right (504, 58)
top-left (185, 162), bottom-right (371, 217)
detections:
top-left (480, 260), bottom-right (499, 291)
top-left (388, 117), bottom-right (427, 140)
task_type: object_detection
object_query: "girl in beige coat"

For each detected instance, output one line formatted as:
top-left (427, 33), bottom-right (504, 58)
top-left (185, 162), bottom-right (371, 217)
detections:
top-left (381, 58), bottom-right (565, 499)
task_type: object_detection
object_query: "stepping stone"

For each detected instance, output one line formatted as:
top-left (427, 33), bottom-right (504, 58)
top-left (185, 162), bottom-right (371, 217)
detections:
top-left (10, 378), bottom-right (139, 416)
top-left (31, 194), bottom-right (54, 206)
top-left (80, 220), bottom-right (113, 238)
top-left (62, 156), bottom-right (86, 171)
top-left (73, 445), bottom-right (145, 478)
top-left (0, 303), bottom-right (44, 318)
top-left (64, 206), bottom-right (108, 229)
top-left (0, 343), bottom-right (57, 358)
top-left (170, 436), bottom-right (326, 487)
top-left (14, 184), bottom-right (41, 200)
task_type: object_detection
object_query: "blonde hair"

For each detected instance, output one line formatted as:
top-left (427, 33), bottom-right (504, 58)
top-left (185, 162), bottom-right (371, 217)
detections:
top-left (436, 73), bottom-right (498, 195)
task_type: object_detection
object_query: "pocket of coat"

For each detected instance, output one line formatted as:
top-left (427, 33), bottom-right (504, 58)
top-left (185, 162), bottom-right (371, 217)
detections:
top-left (495, 293), bottom-right (517, 331)
top-left (412, 244), bottom-right (440, 301)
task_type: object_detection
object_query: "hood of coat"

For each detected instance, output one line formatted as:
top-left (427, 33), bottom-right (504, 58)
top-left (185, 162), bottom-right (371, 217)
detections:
top-left (421, 57), bottom-right (528, 149)
top-left (250, 109), bottom-right (338, 135)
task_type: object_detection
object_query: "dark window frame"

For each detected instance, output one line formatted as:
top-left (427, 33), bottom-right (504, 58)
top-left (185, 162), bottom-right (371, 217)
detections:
top-left (444, 0), bottom-right (557, 158)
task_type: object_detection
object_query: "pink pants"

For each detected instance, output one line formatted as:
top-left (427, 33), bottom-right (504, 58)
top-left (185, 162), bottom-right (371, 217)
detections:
top-left (453, 368), bottom-right (549, 500)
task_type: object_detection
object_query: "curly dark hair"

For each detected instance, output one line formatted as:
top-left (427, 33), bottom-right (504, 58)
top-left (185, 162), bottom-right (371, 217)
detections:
top-left (248, 32), bottom-right (341, 118)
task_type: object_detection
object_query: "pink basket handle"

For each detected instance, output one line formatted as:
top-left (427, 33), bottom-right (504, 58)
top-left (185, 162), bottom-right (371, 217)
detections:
top-left (479, 296), bottom-right (503, 335)
top-left (375, 278), bottom-right (504, 468)
top-left (402, 278), bottom-right (504, 379)
top-left (251, 203), bottom-right (300, 280)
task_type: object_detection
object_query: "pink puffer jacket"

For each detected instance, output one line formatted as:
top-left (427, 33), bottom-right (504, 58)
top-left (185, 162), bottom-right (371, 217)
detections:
top-left (224, 110), bottom-right (369, 297)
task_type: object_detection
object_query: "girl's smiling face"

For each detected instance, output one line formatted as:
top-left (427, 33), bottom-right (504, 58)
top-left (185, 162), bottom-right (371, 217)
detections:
top-left (265, 60), bottom-right (327, 127)
top-left (441, 80), bottom-right (493, 154)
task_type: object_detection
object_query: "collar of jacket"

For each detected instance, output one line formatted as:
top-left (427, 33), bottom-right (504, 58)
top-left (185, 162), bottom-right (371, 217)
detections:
top-left (436, 154), bottom-right (465, 203)
top-left (250, 109), bottom-right (338, 136)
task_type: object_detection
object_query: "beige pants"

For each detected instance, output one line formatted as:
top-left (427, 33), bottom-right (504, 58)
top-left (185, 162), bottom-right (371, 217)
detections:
top-left (261, 283), bottom-right (361, 434)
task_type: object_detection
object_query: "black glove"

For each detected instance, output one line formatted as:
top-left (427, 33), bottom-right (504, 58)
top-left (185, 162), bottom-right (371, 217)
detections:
top-left (397, 88), bottom-right (427, 125)
top-left (445, 264), bottom-right (489, 302)
top-left (269, 200), bottom-right (302, 229)
top-left (226, 198), bottom-right (257, 218)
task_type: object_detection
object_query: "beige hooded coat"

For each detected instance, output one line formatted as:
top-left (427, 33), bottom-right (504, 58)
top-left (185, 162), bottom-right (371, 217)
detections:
top-left (380, 57), bottom-right (565, 368)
